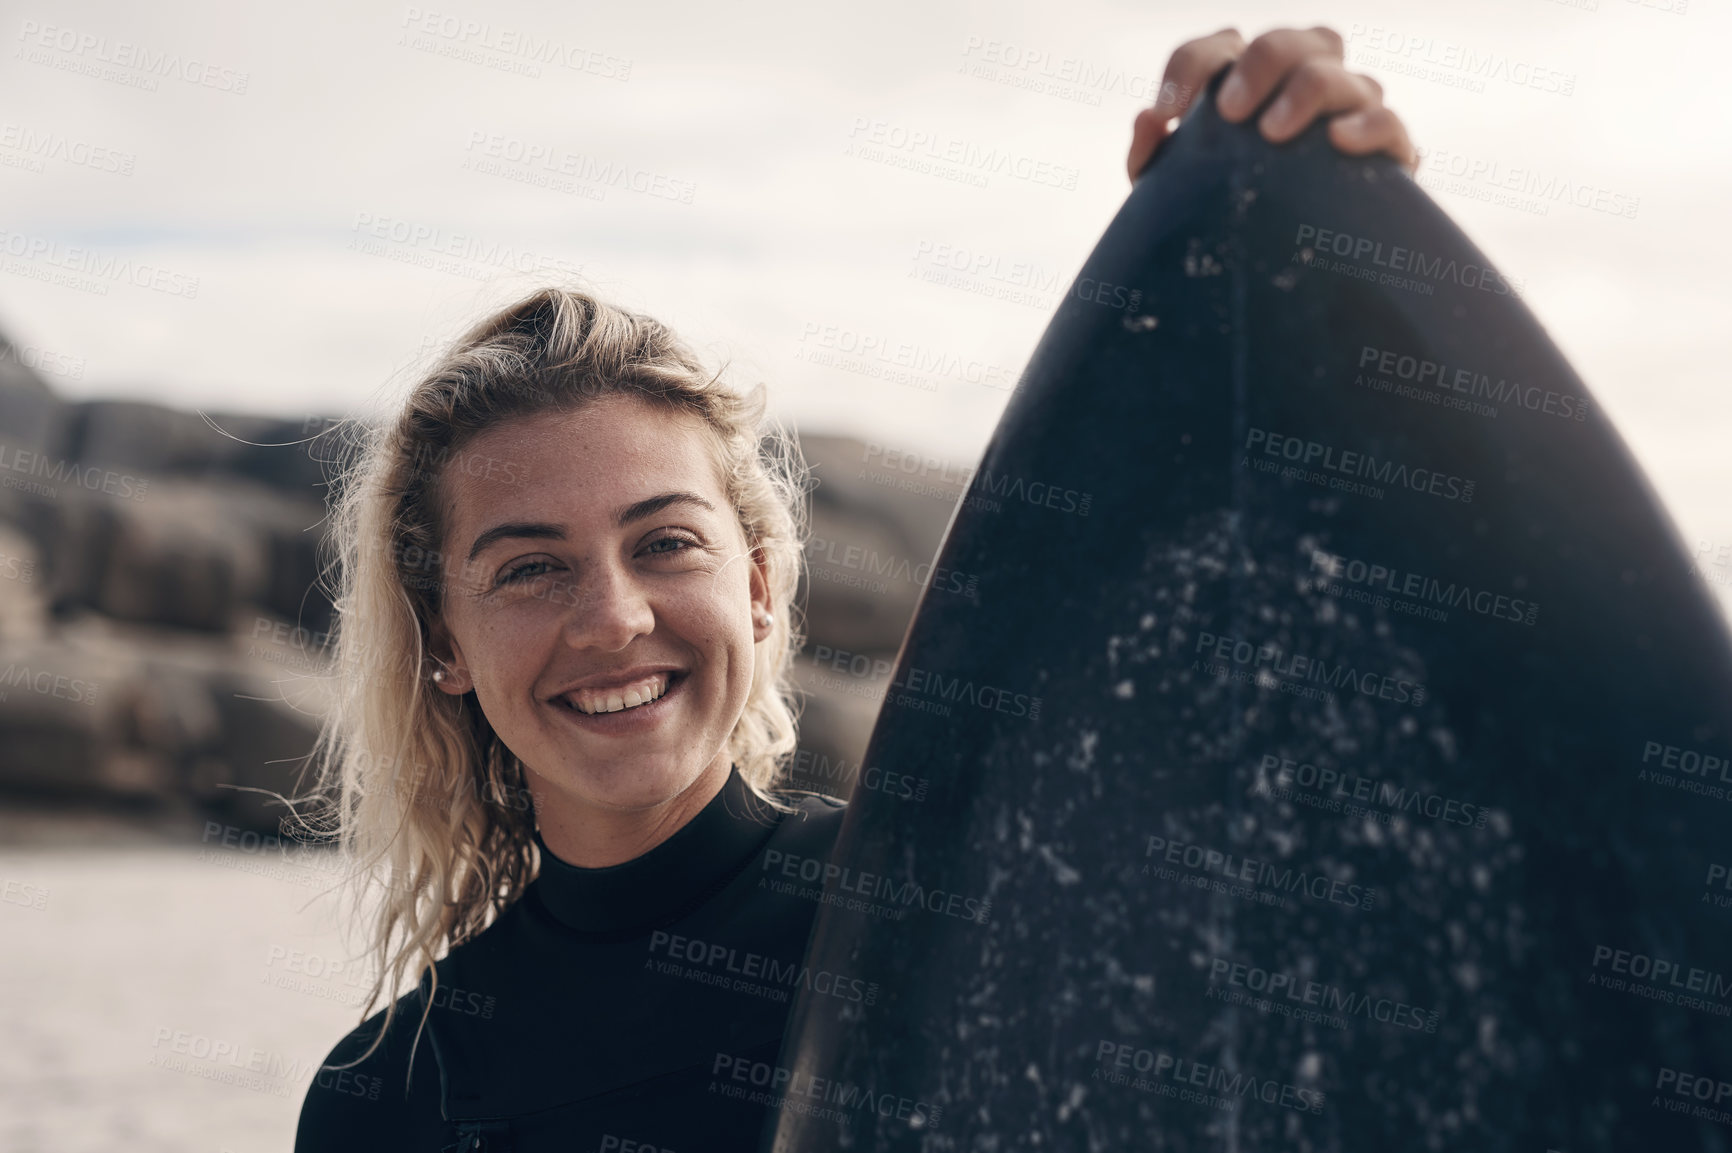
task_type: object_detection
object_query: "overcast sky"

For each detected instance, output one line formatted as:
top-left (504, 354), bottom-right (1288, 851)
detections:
top-left (3, 0), bottom-right (1729, 609)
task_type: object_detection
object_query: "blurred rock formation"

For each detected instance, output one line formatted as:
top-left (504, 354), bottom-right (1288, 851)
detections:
top-left (0, 333), bottom-right (965, 831)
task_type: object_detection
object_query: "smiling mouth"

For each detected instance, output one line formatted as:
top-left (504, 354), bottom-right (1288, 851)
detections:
top-left (557, 671), bottom-right (680, 716)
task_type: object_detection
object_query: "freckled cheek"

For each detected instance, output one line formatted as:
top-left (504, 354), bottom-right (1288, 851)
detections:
top-left (674, 601), bottom-right (754, 679)
top-left (456, 603), bottom-right (556, 696)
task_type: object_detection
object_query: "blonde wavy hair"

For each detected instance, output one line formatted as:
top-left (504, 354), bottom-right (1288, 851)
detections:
top-left (299, 285), bottom-right (813, 1068)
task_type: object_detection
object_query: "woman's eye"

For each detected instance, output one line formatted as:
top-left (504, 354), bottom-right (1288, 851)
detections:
top-left (494, 537), bottom-right (698, 586)
top-left (645, 535), bottom-right (700, 556)
top-left (499, 560), bottom-right (556, 585)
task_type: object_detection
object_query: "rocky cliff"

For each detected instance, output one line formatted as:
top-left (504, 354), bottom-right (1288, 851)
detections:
top-left (0, 336), bottom-right (965, 831)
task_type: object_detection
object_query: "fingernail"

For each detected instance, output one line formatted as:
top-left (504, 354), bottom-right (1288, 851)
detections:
top-left (1220, 71), bottom-right (1247, 115)
top-left (1264, 94), bottom-right (1294, 132)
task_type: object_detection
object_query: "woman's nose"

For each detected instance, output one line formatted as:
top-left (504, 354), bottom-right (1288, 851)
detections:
top-left (559, 562), bottom-right (655, 651)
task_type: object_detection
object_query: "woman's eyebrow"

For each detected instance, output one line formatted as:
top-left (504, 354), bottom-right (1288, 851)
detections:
top-left (465, 492), bottom-right (717, 562)
top-left (614, 491), bottom-right (716, 528)
top-left (467, 521), bottom-right (564, 563)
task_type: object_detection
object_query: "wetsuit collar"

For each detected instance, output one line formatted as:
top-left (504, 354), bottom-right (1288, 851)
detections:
top-left (529, 763), bottom-right (783, 936)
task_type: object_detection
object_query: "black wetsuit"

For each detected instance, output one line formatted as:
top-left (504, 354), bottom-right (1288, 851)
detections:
top-left (294, 765), bottom-right (848, 1152)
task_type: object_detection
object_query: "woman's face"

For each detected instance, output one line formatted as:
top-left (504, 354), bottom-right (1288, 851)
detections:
top-left (427, 393), bottom-right (772, 820)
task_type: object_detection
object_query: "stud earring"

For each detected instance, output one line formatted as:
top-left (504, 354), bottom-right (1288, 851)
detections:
top-left (431, 664), bottom-right (449, 684)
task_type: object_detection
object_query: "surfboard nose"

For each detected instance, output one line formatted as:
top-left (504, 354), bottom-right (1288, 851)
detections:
top-left (767, 67), bottom-right (1732, 1153)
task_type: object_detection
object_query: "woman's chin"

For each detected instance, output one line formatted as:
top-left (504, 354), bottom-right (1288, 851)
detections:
top-left (553, 756), bottom-right (713, 812)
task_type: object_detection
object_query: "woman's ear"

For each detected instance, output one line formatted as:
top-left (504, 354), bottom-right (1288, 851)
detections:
top-left (427, 616), bottom-right (475, 694)
top-left (749, 544), bottom-right (775, 642)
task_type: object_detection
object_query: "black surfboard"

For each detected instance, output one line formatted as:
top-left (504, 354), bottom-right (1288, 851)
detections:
top-left (763, 71), bottom-right (1732, 1152)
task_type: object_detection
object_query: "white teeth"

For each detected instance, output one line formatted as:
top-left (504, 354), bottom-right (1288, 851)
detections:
top-left (564, 673), bottom-right (670, 716)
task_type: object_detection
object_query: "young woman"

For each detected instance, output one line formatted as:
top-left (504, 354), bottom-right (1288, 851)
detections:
top-left (293, 28), bottom-right (1417, 1152)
